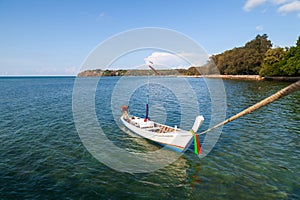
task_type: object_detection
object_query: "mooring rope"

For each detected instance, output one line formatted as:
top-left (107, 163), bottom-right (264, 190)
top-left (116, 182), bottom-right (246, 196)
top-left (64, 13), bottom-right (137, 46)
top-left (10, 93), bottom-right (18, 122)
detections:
top-left (199, 80), bottom-right (300, 135)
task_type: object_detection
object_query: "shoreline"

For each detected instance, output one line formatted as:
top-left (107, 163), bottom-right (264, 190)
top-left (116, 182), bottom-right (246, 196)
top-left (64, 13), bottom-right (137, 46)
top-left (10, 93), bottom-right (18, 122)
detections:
top-left (201, 75), bottom-right (264, 81)
top-left (77, 73), bottom-right (300, 82)
top-left (201, 75), bottom-right (300, 82)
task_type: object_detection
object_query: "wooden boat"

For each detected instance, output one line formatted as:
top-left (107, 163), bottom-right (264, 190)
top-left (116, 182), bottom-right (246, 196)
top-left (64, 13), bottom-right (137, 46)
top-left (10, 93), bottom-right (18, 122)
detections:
top-left (120, 105), bottom-right (204, 153)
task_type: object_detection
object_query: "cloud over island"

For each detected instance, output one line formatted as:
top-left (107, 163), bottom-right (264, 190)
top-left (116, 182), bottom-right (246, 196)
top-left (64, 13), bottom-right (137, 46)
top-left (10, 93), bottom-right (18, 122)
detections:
top-left (144, 52), bottom-right (209, 69)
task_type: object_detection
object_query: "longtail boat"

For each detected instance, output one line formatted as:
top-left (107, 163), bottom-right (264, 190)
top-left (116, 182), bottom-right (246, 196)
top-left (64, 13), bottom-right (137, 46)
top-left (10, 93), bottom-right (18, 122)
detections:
top-left (120, 105), bottom-right (204, 154)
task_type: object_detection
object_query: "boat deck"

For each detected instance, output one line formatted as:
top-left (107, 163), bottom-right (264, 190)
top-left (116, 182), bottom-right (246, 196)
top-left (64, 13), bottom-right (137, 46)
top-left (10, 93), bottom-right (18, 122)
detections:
top-left (124, 116), bottom-right (177, 133)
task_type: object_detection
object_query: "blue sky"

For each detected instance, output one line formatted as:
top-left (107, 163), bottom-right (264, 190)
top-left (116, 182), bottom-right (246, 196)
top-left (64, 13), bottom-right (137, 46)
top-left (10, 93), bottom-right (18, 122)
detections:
top-left (0, 0), bottom-right (299, 75)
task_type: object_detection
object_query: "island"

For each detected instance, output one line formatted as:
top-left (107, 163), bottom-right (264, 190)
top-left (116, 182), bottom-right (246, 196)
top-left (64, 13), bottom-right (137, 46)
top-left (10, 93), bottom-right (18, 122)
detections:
top-left (78, 34), bottom-right (300, 82)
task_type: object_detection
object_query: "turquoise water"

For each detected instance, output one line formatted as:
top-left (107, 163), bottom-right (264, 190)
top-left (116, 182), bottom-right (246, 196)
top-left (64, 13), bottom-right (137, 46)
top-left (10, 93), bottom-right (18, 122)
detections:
top-left (0, 76), bottom-right (299, 199)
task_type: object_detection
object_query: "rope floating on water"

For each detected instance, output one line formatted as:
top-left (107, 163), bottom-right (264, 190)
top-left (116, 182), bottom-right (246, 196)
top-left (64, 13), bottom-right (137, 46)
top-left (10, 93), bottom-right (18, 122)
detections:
top-left (199, 80), bottom-right (300, 135)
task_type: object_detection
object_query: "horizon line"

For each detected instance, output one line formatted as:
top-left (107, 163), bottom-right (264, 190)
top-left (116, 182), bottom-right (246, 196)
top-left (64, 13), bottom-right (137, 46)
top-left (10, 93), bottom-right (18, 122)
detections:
top-left (0, 75), bottom-right (76, 77)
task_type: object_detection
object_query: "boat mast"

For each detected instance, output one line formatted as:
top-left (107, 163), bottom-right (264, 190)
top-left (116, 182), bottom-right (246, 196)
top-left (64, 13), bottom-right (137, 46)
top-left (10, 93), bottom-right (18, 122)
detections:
top-left (144, 61), bottom-right (160, 122)
top-left (144, 62), bottom-right (150, 122)
top-left (145, 94), bottom-right (149, 122)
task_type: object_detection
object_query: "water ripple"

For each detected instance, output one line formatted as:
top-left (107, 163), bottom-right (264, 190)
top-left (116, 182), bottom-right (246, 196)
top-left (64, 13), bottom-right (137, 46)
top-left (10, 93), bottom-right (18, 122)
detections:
top-left (0, 77), bottom-right (299, 199)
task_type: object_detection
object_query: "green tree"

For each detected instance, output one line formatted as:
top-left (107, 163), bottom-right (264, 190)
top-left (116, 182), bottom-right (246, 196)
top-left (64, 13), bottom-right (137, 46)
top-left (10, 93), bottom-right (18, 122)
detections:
top-left (211, 34), bottom-right (272, 75)
top-left (185, 66), bottom-right (200, 75)
top-left (259, 47), bottom-right (287, 76)
top-left (260, 36), bottom-right (300, 76)
top-left (282, 39), bottom-right (300, 76)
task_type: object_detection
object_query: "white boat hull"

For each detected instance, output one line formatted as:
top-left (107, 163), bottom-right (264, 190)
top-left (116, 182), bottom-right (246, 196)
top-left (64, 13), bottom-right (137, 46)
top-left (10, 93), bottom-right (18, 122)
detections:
top-left (120, 116), bottom-right (195, 152)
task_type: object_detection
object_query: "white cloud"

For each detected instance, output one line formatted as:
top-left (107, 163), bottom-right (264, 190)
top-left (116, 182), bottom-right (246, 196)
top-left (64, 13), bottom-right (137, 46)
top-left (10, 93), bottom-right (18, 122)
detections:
top-left (144, 52), bottom-right (209, 69)
top-left (243, 0), bottom-right (300, 16)
top-left (99, 12), bottom-right (105, 18)
top-left (96, 11), bottom-right (107, 21)
top-left (256, 25), bottom-right (264, 31)
top-left (271, 0), bottom-right (288, 5)
top-left (243, 0), bottom-right (267, 11)
top-left (277, 0), bottom-right (300, 14)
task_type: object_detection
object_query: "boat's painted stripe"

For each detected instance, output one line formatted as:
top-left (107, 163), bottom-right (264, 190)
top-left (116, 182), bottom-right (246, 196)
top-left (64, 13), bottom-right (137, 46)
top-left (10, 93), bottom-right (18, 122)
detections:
top-left (158, 143), bottom-right (185, 153)
top-left (155, 141), bottom-right (185, 151)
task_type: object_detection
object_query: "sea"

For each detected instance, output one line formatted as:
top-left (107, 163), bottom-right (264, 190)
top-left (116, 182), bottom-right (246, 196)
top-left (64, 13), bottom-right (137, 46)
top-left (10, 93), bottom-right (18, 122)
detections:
top-left (0, 76), bottom-right (299, 199)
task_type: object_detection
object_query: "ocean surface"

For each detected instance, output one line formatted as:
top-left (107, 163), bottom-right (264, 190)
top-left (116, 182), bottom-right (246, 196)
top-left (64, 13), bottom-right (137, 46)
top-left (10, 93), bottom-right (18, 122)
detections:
top-left (0, 76), bottom-right (299, 199)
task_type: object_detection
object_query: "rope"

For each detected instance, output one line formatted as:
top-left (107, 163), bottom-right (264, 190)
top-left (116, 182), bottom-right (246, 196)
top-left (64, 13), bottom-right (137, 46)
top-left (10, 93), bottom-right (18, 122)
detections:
top-left (199, 80), bottom-right (300, 135)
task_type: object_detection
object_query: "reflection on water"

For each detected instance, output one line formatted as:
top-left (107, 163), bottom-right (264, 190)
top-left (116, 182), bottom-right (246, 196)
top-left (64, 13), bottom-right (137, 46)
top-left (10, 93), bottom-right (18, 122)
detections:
top-left (190, 163), bottom-right (201, 188)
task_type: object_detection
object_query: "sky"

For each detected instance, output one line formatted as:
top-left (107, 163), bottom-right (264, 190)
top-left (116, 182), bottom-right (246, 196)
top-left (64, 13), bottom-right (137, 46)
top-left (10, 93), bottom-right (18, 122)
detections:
top-left (0, 0), bottom-right (299, 75)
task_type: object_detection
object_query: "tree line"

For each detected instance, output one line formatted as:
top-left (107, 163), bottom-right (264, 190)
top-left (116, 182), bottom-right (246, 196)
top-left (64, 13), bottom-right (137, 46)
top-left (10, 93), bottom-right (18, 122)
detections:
top-left (202, 34), bottom-right (300, 77)
top-left (259, 37), bottom-right (300, 76)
